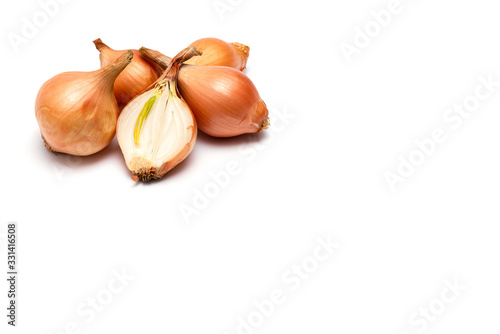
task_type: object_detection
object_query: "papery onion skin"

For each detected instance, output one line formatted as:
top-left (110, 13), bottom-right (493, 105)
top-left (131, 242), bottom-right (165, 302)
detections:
top-left (183, 38), bottom-right (250, 71)
top-left (177, 64), bottom-right (269, 137)
top-left (94, 39), bottom-right (163, 110)
top-left (35, 51), bottom-right (133, 156)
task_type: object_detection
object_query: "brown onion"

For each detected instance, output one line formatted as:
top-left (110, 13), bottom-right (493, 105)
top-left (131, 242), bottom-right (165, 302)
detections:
top-left (35, 51), bottom-right (133, 156)
top-left (184, 37), bottom-right (250, 71)
top-left (178, 65), bottom-right (269, 137)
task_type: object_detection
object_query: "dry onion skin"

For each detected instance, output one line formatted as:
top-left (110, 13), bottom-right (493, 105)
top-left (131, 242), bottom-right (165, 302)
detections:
top-left (35, 51), bottom-right (133, 156)
top-left (93, 38), bottom-right (163, 110)
top-left (184, 37), bottom-right (250, 71)
top-left (117, 47), bottom-right (199, 182)
top-left (141, 47), bottom-right (269, 138)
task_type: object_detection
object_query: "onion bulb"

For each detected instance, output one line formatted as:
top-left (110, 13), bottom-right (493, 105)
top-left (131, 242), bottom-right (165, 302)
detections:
top-left (184, 37), bottom-right (250, 71)
top-left (140, 47), bottom-right (269, 138)
top-left (35, 51), bottom-right (133, 156)
top-left (117, 48), bottom-right (198, 182)
top-left (93, 38), bottom-right (163, 110)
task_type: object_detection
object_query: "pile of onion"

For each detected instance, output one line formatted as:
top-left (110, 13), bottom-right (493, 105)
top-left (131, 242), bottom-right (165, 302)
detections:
top-left (35, 37), bottom-right (270, 181)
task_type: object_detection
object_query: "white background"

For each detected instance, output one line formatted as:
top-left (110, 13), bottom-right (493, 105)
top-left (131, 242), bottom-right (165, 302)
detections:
top-left (1, 0), bottom-right (500, 333)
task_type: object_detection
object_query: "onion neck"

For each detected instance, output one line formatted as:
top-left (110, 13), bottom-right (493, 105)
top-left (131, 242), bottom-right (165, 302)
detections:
top-left (140, 47), bottom-right (172, 70)
top-left (162, 46), bottom-right (202, 81)
top-left (99, 50), bottom-right (133, 83)
top-left (93, 38), bottom-right (112, 53)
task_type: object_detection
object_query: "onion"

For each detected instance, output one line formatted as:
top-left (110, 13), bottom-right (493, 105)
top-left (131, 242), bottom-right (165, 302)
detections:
top-left (184, 37), bottom-right (250, 71)
top-left (35, 51), bottom-right (133, 156)
top-left (178, 65), bottom-right (269, 137)
top-left (116, 48), bottom-right (199, 181)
